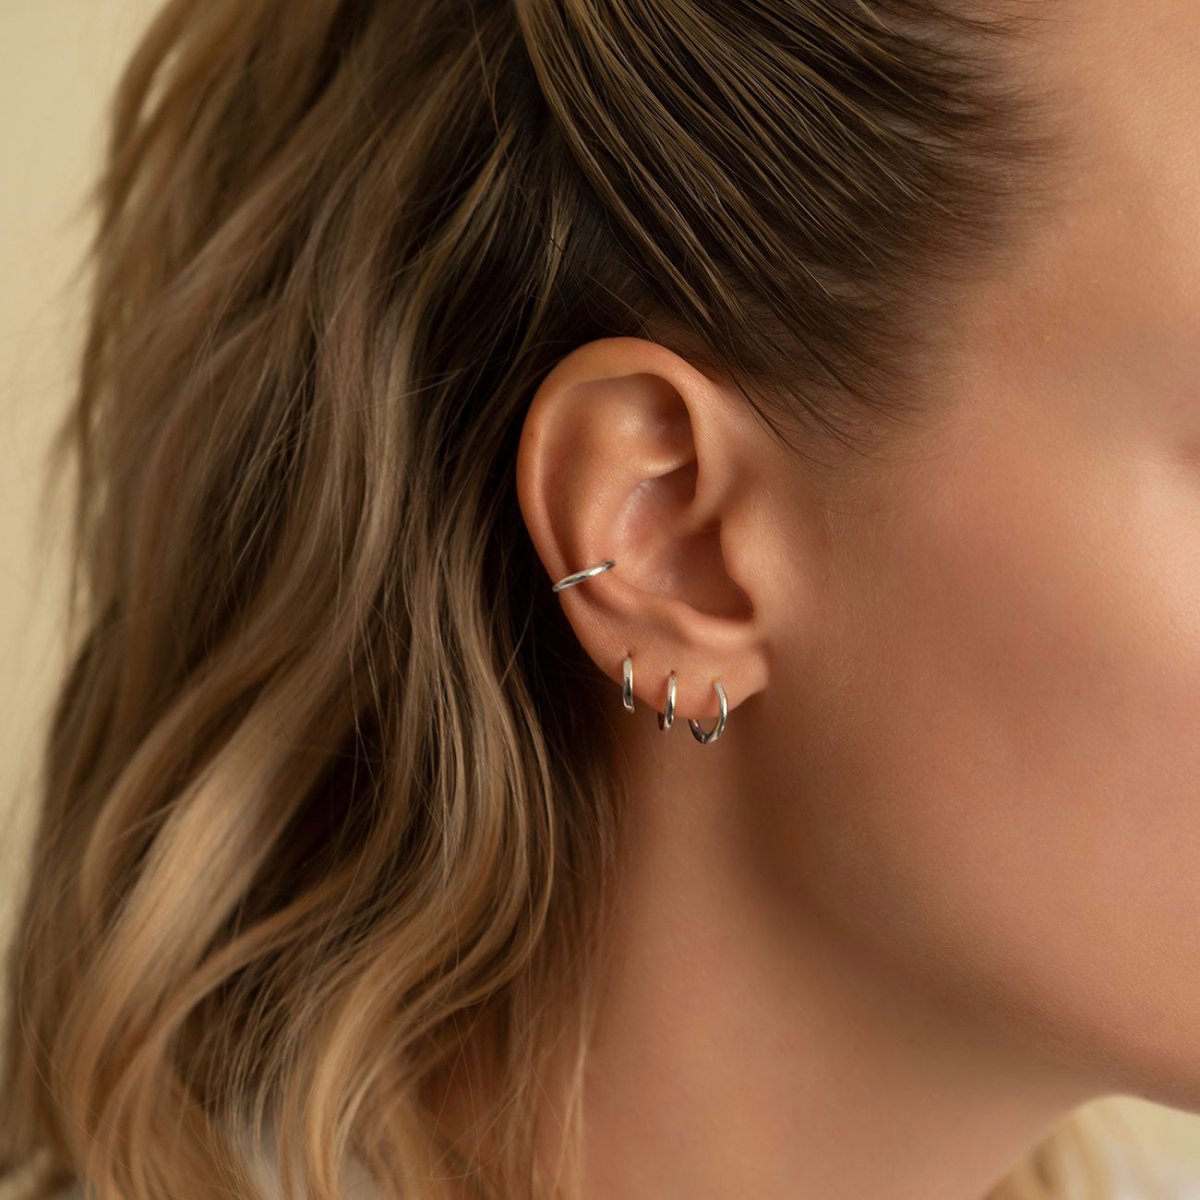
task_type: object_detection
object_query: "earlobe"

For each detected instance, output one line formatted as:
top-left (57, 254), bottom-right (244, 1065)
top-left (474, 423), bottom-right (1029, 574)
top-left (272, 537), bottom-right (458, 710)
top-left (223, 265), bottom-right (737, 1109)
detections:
top-left (518, 336), bottom-right (773, 732)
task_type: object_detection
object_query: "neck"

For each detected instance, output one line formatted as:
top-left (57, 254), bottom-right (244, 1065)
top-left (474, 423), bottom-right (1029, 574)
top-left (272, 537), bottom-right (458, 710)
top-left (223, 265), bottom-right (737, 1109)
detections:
top-left (527, 714), bottom-right (1099, 1200)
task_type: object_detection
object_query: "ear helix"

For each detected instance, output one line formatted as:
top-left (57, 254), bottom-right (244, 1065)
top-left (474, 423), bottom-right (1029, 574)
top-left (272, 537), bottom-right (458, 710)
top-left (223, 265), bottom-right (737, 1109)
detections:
top-left (551, 559), bottom-right (729, 745)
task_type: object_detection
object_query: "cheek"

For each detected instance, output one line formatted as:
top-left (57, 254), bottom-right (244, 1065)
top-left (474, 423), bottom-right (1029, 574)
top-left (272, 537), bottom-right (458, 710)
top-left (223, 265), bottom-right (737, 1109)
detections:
top-left (794, 416), bottom-right (1200, 1101)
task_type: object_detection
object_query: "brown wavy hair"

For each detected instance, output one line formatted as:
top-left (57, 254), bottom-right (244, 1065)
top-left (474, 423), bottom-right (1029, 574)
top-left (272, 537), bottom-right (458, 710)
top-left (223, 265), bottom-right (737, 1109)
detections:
top-left (0, 0), bottom-right (1166, 1197)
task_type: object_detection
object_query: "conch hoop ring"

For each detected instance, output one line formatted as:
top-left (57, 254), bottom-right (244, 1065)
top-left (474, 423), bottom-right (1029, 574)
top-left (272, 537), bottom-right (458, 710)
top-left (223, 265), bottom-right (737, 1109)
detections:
top-left (552, 560), bottom-right (616, 592)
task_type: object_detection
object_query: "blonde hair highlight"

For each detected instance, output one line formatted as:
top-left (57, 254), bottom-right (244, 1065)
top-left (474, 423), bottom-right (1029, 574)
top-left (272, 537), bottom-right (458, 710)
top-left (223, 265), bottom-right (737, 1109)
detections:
top-left (0, 0), bottom-right (1165, 1197)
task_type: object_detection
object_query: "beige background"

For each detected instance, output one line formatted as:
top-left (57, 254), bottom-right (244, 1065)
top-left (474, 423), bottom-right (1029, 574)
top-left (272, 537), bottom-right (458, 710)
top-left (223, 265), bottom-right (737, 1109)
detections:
top-left (2, 1), bottom-right (1200, 1192)
top-left (1, 0), bottom-right (164, 936)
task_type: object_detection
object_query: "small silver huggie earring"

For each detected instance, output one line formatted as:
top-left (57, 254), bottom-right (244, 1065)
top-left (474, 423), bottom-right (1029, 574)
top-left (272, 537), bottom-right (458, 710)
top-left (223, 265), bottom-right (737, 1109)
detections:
top-left (659, 672), bottom-right (676, 732)
top-left (688, 679), bottom-right (727, 745)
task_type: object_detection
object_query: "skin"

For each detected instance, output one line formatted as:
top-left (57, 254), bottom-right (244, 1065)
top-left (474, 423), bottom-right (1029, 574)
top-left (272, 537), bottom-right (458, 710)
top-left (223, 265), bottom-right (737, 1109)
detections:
top-left (510, 2), bottom-right (1200, 1198)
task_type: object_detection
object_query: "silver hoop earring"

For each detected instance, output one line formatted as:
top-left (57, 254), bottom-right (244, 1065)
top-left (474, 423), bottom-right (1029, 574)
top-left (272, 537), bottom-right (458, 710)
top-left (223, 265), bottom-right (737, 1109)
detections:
top-left (551, 559), bottom-right (616, 592)
top-left (688, 679), bottom-right (727, 745)
top-left (659, 672), bottom-right (676, 731)
top-left (622, 655), bottom-right (635, 712)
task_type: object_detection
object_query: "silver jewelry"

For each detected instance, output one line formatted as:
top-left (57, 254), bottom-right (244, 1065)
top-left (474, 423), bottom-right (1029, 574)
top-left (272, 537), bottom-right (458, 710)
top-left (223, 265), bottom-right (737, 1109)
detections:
top-left (551, 559), bottom-right (616, 592)
top-left (659, 672), bottom-right (677, 732)
top-left (550, 559), bottom-right (730, 744)
top-left (688, 679), bottom-right (727, 745)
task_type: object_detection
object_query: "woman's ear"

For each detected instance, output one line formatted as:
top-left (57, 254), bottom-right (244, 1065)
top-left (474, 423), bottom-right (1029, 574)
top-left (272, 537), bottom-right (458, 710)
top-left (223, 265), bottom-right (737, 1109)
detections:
top-left (516, 336), bottom-right (777, 724)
